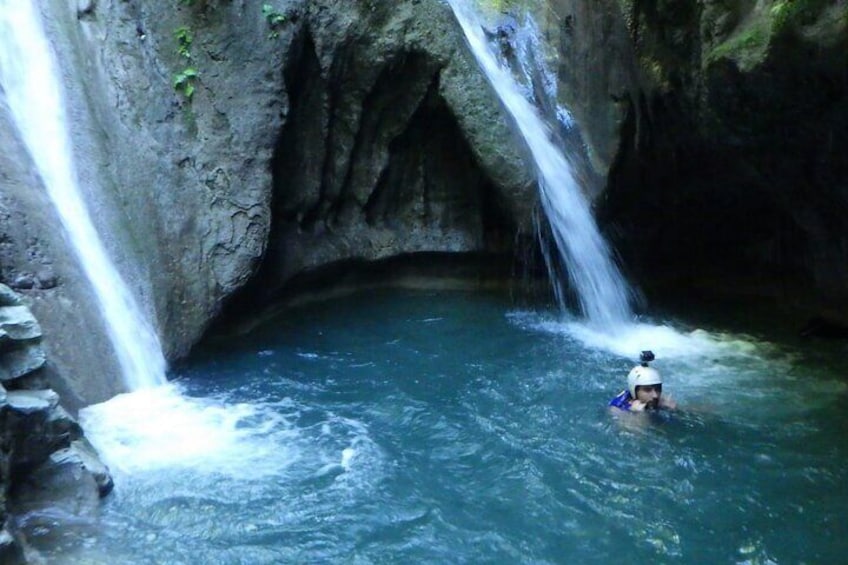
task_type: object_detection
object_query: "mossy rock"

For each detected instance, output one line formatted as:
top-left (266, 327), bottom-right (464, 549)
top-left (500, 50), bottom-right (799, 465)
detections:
top-left (706, 0), bottom-right (846, 70)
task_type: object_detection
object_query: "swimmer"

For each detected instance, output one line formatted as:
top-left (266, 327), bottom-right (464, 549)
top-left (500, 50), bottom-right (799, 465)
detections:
top-left (609, 350), bottom-right (676, 412)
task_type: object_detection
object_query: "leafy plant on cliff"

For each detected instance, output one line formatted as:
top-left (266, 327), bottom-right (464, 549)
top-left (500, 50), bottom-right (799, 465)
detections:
top-left (173, 25), bottom-right (198, 102)
top-left (262, 4), bottom-right (287, 39)
top-left (173, 67), bottom-right (199, 101)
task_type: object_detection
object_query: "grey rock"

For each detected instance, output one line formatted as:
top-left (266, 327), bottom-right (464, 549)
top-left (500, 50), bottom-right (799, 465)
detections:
top-left (9, 275), bottom-right (33, 290)
top-left (0, 305), bottom-right (42, 340)
top-left (9, 445), bottom-right (103, 545)
top-left (0, 347), bottom-right (47, 382)
top-left (35, 271), bottom-right (58, 290)
top-left (76, 0), bottom-right (95, 19)
top-left (0, 284), bottom-right (23, 307)
top-left (3, 390), bottom-right (82, 474)
top-left (66, 438), bottom-right (114, 497)
top-left (5, 390), bottom-right (59, 414)
top-left (14, 0), bottom-right (536, 391)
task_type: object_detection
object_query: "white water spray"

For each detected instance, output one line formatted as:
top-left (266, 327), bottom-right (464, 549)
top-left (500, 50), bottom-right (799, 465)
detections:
top-left (0, 2), bottom-right (166, 389)
top-left (447, 0), bottom-right (632, 327)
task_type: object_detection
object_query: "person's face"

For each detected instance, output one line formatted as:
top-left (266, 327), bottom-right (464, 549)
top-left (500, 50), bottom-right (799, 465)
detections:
top-left (635, 384), bottom-right (662, 409)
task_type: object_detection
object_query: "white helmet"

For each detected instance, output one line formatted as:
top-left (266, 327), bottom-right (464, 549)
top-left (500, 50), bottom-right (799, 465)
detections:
top-left (628, 365), bottom-right (662, 398)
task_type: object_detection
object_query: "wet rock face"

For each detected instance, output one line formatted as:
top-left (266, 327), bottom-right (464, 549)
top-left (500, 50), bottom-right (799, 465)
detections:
top-left (261, 9), bottom-right (526, 297)
top-left (547, 0), bottom-right (641, 179)
top-left (546, 0), bottom-right (847, 319)
top-left (253, 0), bottom-right (536, 303)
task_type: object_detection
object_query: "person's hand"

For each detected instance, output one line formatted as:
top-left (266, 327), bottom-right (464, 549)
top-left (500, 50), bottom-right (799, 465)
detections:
top-left (630, 400), bottom-right (647, 412)
top-left (661, 395), bottom-right (677, 410)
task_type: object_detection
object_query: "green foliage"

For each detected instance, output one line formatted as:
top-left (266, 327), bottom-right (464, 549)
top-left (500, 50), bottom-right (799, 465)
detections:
top-left (262, 4), bottom-right (286, 26)
top-left (173, 67), bottom-right (199, 101)
top-left (174, 26), bottom-right (193, 59)
top-left (706, 0), bottom-right (835, 70)
top-left (262, 4), bottom-right (286, 39)
top-left (770, 0), bottom-right (831, 31)
top-left (707, 17), bottom-right (770, 68)
top-left (173, 26), bottom-right (197, 102)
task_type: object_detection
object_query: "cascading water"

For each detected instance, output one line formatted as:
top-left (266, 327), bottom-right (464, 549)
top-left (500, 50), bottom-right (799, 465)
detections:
top-left (0, 2), bottom-right (166, 389)
top-left (446, 0), bottom-right (632, 328)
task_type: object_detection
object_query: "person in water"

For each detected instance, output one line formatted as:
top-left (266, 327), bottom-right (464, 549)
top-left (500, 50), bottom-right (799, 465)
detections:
top-left (609, 351), bottom-right (676, 412)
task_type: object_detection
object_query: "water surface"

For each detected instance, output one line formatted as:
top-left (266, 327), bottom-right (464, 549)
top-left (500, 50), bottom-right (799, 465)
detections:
top-left (51, 289), bottom-right (848, 563)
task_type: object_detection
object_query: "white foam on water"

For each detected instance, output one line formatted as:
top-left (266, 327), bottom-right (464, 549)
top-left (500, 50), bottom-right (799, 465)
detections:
top-left (79, 382), bottom-right (387, 495)
top-left (510, 308), bottom-right (847, 421)
top-left (79, 383), bottom-right (296, 478)
top-left (509, 310), bottom-right (763, 362)
top-left (565, 321), bottom-right (761, 361)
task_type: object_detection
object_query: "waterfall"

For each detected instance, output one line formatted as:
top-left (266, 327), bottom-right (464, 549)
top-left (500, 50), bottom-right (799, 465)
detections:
top-left (0, 2), bottom-right (167, 389)
top-left (446, 0), bottom-right (633, 327)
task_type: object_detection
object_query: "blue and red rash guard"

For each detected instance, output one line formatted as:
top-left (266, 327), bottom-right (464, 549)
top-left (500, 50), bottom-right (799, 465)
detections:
top-left (608, 390), bottom-right (633, 411)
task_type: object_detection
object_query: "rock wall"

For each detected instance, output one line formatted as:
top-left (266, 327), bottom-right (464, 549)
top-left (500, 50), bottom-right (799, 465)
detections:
top-left (553, 0), bottom-right (847, 322)
top-left (253, 0), bottom-right (537, 305)
top-left (0, 285), bottom-right (112, 563)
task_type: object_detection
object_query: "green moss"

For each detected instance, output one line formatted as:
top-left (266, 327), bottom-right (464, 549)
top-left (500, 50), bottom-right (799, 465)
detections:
top-left (770, 0), bottom-right (831, 31)
top-left (476, 0), bottom-right (527, 12)
top-left (706, 16), bottom-right (771, 69)
top-left (706, 0), bottom-right (839, 70)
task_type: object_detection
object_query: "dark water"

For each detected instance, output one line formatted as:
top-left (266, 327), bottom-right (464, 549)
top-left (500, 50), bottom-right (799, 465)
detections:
top-left (35, 289), bottom-right (848, 563)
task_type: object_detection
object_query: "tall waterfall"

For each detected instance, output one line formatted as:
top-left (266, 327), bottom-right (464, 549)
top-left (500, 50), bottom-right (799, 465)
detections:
top-left (447, 0), bottom-right (633, 327)
top-left (0, 2), bottom-right (167, 389)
